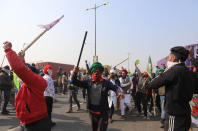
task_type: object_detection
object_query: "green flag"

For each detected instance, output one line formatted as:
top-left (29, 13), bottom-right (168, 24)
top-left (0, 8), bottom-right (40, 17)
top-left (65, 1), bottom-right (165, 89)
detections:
top-left (147, 56), bottom-right (153, 78)
top-left (135, 59), bottom-right (140, 65)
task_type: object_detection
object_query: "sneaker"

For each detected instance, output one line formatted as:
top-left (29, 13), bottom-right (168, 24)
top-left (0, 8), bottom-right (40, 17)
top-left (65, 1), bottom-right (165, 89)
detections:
top-left (148, 112), bottom-right (152, 117)
top-left (147, 116), bottom-right (150, 120)
top-left (120, 115), bottom-right (125, 119)
top-left (143, 116), bottom-right (147, 120)
top-left (66, 110), bottom-right (73, 113)
top-left (160, 124), bottom-right (164, 128)
top-left (109, 118), bottom-right (113, 123)
top-left (1, 110), bottom-right (9, 115)
top-left (137, 112), bottom-right (141, 117)
top-left (77, 107), bottom-right (80, 111)
top-left (51, 122), bottom-right (56, 127)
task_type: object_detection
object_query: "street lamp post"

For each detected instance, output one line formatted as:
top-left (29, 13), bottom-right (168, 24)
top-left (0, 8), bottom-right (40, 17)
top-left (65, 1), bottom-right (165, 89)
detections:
top-left (85, 2), bottom-right (109, 62)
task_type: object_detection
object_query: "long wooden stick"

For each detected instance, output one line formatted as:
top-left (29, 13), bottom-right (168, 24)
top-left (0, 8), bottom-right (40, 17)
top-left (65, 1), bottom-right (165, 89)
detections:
top-left (115, 58), bottom-right (129, 67)
top-left (152, 89), bottom-right (157, 116)
top-left (1, 55), bottom-right (6, 67)
top-left (77, 31), bottom-right (88, 67)
top-left (23, 29), bottom-right (47, 52)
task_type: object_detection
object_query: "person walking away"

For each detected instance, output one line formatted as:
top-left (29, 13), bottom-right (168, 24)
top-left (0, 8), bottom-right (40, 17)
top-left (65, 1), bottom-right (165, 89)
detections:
top-left (156, 68), bottom-right (166, 128)
top-left (0, 65), bottom-right (12, 115)
top-left (61, 72), bottom-right (68, 95)
top-left (43, 65), bottom-right (56, 127)
top-left (67, 71), bottom-right (80, 113)
top-left (57, 67), bottom-right (62, 93)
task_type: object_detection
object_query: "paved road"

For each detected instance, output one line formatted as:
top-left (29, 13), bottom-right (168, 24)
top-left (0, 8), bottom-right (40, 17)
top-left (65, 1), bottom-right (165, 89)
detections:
top-left (0, 92), bottom-right (198, 131)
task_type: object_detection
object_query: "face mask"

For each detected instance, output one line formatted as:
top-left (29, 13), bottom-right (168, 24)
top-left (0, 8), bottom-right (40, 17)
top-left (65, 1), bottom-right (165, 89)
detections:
top-left (47, 69), bottom-right (53, 76)
top-left (92, 72), bottom-right (102, 82)
top-left (167, 61), bottom-right (179, 69)
top-left (3, 69), bottom-right (9, 75)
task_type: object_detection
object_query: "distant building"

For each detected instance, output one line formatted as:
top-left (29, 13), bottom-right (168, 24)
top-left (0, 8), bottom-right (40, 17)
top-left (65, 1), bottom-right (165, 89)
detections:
top-left (35, 62), bottom-right (74, 80)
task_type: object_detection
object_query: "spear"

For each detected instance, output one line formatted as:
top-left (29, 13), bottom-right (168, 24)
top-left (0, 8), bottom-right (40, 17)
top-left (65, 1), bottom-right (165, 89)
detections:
top-left (22, 15), bottom-right (64, 52)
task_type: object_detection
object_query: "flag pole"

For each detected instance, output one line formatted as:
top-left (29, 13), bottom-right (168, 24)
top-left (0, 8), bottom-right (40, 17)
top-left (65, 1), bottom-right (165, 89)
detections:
top-left (1, 55), bottom-right (6, 67)
top-left (23, 29), bottom-right (48, 52)
top-left (115, 58), bottom-right (129, 67)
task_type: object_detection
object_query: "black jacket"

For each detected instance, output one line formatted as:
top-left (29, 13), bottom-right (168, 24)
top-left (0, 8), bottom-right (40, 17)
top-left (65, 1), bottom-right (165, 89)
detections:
top-left (190, 57), bottom-right (198, 93)
top-left (149, 63), bottom-right (196, 116)
top-left (0, 71), bottom-right (12, 90)
top-left (72, 73), bottom-right (120, 115)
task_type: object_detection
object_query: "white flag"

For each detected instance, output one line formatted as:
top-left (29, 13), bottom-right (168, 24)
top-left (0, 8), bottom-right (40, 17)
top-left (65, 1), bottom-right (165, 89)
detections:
top-left (39, 15), bottom-right (64, 30)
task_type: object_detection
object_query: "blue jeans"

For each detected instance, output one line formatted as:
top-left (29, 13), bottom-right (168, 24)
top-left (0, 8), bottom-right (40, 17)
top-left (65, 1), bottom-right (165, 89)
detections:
top-left (160, 96), bottom-right (165, 119)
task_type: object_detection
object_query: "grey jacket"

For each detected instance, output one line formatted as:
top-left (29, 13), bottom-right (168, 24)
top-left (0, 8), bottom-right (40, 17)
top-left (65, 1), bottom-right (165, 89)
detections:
top-left (135, 66), bottom-right (150, 94)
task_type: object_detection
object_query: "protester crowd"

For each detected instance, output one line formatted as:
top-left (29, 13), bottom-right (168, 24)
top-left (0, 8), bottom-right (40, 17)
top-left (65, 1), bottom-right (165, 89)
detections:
top-left (0, 41), bottom-right (198, 131)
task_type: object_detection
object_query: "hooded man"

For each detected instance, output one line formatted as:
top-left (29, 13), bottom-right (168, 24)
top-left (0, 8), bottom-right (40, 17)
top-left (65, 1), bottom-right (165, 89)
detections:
top-left (43, 65), bottom-right (56, 127)
top-left (119, 69), bottom-right (132, 118)
top-left (72, 62), bottom-right (122, 131)
top-left (149, 46), bottom-right (197, 131)
top-left (3, 41), bottom-right (50, 131)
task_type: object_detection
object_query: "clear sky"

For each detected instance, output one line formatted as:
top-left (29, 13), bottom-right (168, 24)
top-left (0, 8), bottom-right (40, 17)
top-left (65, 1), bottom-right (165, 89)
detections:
top-left (0, 0), bottom-right (198, 72)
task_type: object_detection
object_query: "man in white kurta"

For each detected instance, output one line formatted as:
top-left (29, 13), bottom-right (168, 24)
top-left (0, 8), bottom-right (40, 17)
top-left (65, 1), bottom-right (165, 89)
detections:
top-left (108, 69), bottom-right (121, 123)
top-left (119, 69), bottom-right (132, 118)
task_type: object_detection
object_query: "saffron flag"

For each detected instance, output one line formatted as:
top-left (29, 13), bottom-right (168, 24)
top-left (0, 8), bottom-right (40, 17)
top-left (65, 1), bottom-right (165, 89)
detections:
top-left (147, 56), bottom-right (153, 78)
top-left (39, 15), bottom-right (64, 31)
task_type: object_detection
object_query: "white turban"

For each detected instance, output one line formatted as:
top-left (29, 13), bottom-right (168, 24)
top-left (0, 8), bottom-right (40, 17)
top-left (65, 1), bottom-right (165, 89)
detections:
top-left (110, 69), bottom-right (116, 74)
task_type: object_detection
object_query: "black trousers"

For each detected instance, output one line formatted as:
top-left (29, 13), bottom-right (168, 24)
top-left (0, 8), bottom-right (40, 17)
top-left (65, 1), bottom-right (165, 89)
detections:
top-left (82, 88), bottom-right (86, 100)
top-left (17, 116), bottom-right (51, 131)
top-left (1, 89), bottom-right (10, 112)
top-left (164, 113), bottom-right (191, 131)
top-left (109, 103), bottom-right (114, 119)
top-left (131, 89), bottom-right (137, 108)
top-left (136, 92), bottom-right (148, 116)
top-left (147, 94), bottom-right (153, 112)
top-left (155, 94), bottom-right (161, 113)
top-left (69, 90), bottom-right (80, 110)
top-left (45, 96), bottom-right (53, 123)
top-left (89, 113), bottom-right (108, 131)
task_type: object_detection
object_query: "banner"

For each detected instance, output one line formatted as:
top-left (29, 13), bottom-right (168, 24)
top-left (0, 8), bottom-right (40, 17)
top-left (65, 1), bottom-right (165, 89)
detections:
top-left (190, 95), bottom-right (198, 127)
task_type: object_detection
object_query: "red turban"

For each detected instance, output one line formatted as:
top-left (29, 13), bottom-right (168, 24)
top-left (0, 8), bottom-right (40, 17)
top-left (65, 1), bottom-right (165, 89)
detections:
top-left (43, 65), bottom-right (52, 74)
